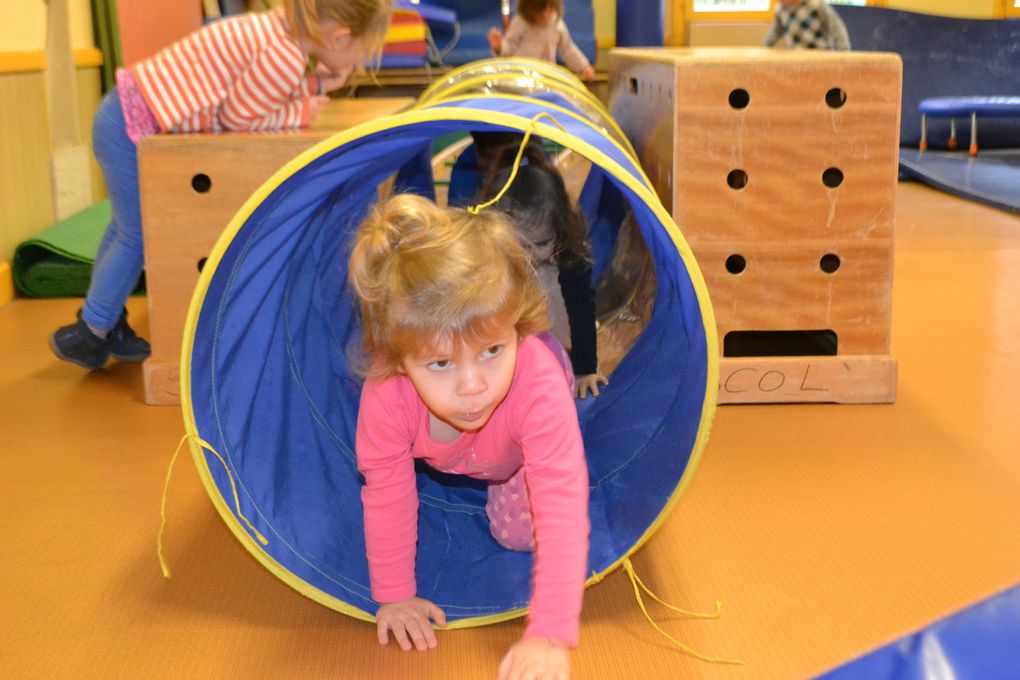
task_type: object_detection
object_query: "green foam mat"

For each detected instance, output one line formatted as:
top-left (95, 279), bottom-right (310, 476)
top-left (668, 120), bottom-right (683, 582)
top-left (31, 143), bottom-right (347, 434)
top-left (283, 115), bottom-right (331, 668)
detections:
top-left (12, 200), bottom-right (140, 298)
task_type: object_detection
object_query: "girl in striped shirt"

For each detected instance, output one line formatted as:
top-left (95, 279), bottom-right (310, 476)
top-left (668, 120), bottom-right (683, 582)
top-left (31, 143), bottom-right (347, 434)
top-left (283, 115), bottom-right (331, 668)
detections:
top-left (50, 0), bottom-right (391, 372)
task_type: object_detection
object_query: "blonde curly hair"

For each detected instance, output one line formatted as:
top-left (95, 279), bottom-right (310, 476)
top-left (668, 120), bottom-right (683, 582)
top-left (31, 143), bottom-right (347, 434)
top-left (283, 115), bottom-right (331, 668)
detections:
top-left (348, 194), bottom-right (550, 378)
top-left (283, 0), bottom-right (391, 58)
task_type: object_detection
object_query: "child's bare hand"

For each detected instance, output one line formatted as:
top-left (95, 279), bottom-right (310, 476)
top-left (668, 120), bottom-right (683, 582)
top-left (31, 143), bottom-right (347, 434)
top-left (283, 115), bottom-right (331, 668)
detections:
top-left (578, 65), bottom-right (595, 82)
top-left (487, 28), bottom-right (503, 55)
top-left (308, 95), bottom-right (330, 121)
top-left (497, 636), bottom-right (570, 680)
top-left (375, 597), bottom-right (447, 652)
top-left (317, 64), bottom-right (353, 93)
top-left (574, 373), bottom-right (608, 399)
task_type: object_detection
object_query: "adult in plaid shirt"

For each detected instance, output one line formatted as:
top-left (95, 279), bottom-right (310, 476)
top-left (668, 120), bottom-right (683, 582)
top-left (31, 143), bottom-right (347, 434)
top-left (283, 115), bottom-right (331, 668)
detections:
top-left (764, 0), bottom-right (851, 51)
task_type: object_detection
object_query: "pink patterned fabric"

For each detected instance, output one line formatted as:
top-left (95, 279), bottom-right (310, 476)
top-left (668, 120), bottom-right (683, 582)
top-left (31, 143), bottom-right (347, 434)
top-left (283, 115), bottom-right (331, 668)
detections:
top-left (486, 466), bottom-right (535, 550)
top-left (116, 68), bottom-right (160, 144)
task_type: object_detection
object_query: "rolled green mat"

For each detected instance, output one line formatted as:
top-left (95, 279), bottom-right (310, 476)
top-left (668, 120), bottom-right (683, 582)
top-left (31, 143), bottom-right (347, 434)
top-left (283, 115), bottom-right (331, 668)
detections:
top-left (12, 200), bottom-right (143, 298)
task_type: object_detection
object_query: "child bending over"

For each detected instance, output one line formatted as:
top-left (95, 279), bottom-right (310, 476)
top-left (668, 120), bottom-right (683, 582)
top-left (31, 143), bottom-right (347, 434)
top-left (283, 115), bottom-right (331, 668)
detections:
top-left (488, 0), bottom-right (595, 81)
top-left (349, 194), bottom-right (590, 680)
top-left (482, 145), bottom-right (608, 399)
top-left (49, 0), bottom-right (391, 371)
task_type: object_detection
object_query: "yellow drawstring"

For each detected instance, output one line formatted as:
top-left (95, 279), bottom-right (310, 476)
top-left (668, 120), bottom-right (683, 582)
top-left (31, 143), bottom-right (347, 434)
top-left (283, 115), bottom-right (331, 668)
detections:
top-left (623, 558), bottom-right (743, 665)
top-left (467, 112), bottom-right (569, 215)
top-left (158, 433), bottom-right (269, 579)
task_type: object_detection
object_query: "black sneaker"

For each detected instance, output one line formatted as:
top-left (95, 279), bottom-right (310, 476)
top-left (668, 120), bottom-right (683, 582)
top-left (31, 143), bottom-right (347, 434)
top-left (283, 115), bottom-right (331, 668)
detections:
top-left (109, 308), bottom-right (151, 362)
top-left (49, 318), bottom-right (112, 371)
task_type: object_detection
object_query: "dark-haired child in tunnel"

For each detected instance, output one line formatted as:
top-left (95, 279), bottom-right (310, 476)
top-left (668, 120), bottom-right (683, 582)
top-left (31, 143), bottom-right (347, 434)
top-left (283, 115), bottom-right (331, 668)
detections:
top-left (482, 144), bottom-right (608, 399)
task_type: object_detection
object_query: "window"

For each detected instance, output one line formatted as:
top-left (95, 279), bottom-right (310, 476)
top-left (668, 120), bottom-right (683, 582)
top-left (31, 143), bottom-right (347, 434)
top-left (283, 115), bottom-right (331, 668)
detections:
top-left (692, 0), bottom-right (770, 11)
top-left (689, 0), bottom-right (879, 22)
top-left (689, 0), bottom-right (772, 21)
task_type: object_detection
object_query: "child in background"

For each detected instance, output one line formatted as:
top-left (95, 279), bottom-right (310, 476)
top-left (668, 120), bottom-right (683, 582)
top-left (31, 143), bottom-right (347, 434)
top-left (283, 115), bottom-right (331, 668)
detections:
top-left (49, 0), bottom-right (391, 371)
top-left (763, 0), bottom-right (851, 51)
top-left (349, 194), bottom-right (589, 680)
top-left (445, 130), bottom-right (536, 210)
top-left (487, 0), bottom-right (595, 81)
top-left (483, 145), bottom-right (607, 399)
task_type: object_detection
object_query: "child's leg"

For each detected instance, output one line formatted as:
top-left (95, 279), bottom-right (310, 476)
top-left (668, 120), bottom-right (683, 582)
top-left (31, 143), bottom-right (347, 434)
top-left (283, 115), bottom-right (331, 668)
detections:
top-left (486, 467), bottom-right (535, 551)
top-left (81, 90), bottom-right (144, 333)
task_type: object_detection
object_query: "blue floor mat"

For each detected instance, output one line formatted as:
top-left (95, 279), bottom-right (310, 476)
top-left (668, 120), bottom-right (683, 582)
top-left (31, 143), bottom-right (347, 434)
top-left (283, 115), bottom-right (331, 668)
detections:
top-left (899, 148), bottom-right (1020, 214)
top-left (814, 582), bottom-right (1020, 680)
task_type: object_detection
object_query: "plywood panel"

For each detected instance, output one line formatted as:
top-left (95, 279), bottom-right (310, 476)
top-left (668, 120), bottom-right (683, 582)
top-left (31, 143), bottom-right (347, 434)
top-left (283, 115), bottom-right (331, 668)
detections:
top-left (694, 239), bottom-right (893, 355)
top-left (608, 47), bottom-right (901, 403)
top-left (140, 97), bottom-right (414, 404)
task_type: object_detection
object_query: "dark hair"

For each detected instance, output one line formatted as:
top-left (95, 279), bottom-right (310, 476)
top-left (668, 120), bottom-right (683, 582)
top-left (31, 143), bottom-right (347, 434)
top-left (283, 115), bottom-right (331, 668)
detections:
top-left (516, 0), bottom-right (562, 25)
top-left (470, 131), bottom-right (532, 181)
top-left (480, 143), bottom-right (590, 268)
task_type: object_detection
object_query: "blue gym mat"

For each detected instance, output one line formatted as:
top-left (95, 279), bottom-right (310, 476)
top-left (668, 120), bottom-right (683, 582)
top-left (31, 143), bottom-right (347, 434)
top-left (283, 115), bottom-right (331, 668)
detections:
top-left (814, 582), bottom-right (1020, 680)
top-left (835, 6), bottom-right (1020, 150)
top-left (899, 148), bottom-right (1020, 214)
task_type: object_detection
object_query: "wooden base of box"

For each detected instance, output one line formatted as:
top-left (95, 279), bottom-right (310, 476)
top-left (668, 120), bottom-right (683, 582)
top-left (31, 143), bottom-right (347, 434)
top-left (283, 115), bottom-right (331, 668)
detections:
top-left (718, 355), bottom-right (897, 404)
top-left (144, 359), bottom-right (181, 406)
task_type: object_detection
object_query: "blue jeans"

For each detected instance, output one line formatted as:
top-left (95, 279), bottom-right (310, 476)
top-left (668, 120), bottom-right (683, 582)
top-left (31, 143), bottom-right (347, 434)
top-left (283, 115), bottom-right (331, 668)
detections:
top-left (82, 88), bottom-right (144, 332)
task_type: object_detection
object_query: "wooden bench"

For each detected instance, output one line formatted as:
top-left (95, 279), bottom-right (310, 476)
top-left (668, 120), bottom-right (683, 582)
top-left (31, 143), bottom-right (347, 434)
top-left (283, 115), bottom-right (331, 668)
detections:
top-left (919, 96), bottom-right (1020, 156)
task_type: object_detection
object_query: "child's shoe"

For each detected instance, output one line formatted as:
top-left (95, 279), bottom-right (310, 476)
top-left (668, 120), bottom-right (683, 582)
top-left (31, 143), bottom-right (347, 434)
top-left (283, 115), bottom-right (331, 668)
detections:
top-left (109, 308), bottom-right (151, 362)
top-left (49, 318), bottom-right (112, 371)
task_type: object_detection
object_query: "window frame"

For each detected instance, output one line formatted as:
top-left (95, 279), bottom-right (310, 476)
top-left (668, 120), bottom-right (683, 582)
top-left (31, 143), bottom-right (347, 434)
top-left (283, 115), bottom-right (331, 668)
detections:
top-left (687, 0), bottom-right (882, 22)
top-left (687, 0), bottom-right (774, 22)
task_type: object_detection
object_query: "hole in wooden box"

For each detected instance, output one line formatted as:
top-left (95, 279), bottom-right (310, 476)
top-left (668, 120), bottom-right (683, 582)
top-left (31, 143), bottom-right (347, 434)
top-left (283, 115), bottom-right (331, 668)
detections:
top-left (724, 330), bottom-right (838, 357)
top-left (192, 173), bottom-right (212, 193)
top-left (729, 88), bottom-right (750, 109)
top-left (727, 169), bottom-right (748, 189)
top-left (826, 87), bottom-right (847, 109)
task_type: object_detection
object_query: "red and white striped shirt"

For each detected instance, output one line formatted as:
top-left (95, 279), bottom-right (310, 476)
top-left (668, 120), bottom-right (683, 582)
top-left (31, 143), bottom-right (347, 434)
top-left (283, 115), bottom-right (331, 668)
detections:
top-left (130, 9), bottom-right (318, 133)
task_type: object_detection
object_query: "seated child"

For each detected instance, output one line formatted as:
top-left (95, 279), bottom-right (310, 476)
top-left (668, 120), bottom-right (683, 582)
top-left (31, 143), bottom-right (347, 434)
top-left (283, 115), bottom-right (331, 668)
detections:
top-left (487, 0), bottom-right (596, 81)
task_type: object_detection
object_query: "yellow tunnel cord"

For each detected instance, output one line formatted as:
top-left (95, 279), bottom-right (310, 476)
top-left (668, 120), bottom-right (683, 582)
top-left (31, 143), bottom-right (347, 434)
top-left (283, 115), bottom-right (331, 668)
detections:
top-left (622, 558), bottom-right (742, 665)
top-left (468, 111), bottom-right (569, 215)
top-left (158, 433), bottom-right (269, 579)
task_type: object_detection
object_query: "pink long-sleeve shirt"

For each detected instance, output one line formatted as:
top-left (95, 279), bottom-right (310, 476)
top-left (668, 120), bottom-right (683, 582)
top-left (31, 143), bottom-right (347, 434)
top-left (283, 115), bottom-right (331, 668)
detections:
top-left (356, 335), bottom-right (590, 646)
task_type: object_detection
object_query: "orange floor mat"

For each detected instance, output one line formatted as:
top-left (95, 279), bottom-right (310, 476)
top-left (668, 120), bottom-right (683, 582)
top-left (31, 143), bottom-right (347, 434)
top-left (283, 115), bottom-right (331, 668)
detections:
top-left (2, 182), bottom-right (1019, 679)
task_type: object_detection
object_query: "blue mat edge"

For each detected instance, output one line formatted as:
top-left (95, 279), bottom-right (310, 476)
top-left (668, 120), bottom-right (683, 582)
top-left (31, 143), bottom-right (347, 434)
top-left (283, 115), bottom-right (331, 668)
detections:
top-left (814, 581), bottom-right (1020, 680)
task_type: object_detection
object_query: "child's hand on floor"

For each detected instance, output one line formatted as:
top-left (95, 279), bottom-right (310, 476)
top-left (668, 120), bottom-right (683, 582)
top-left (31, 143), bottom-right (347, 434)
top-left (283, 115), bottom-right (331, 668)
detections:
top-left (497, 636), bottom-right (570, 680)
top-left (574, 373), bottom-right (608, 399)
top-left (375, 597), bottom-right (447, 651)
